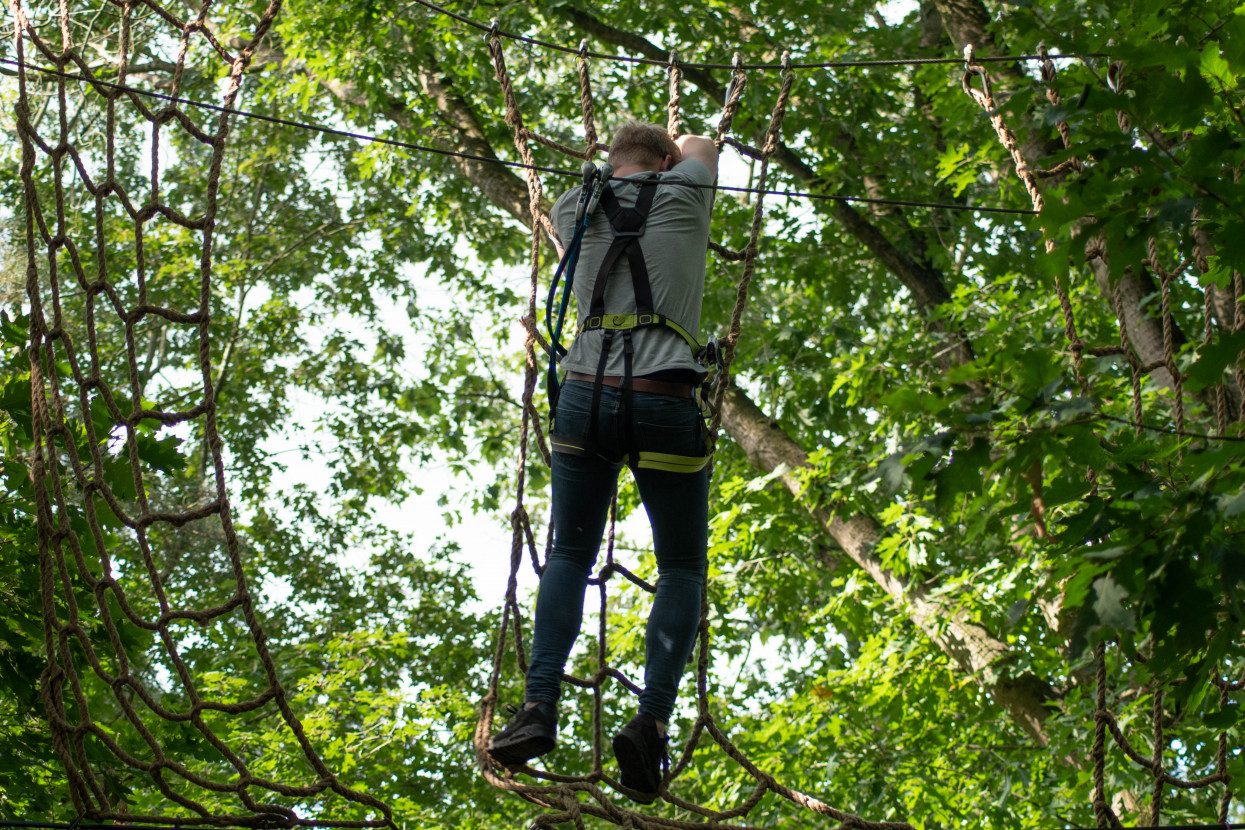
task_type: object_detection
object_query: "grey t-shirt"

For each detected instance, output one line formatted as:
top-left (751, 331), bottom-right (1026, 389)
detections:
top-left (550, 159), bottom-right (715, 379)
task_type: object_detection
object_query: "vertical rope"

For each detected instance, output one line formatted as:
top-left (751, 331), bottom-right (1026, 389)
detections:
top-left (480, 29), bottom-right (548, 769)
top-left (1217, 673), bottom-right (1233, 823)
top-left (963, 49), bottom-right (1085, 379)
top-left (1193, 214), bottom-right (1232, 434)
top-left (714, 53), bottom-right (746, 149)
top-left (1150, 238), bottom-right (1187, 436)
top-left (1092, 641), bottom-right (1121, 829)
top-left (1108, 61), bottom-right (1130, 133)
top-left (1149, 689), bottom-right (1163, 826)
top-left (666, 51), bottom-right (682, 138)
top-left (1038, 44), bottom-right (1078, 158)
top-left (577, 40), bottom-right (600, 157)
top-left (708, 52), bottom-right (793, 443)
top-left (1112, 277), bottom-right (1145, 434)
top-left (1235, 264), bottom-right (1245, 425)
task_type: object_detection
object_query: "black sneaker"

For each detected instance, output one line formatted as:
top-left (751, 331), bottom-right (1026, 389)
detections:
top-left (488, 701), bottom-right (557, 767)
top-left (612, 711), bottom-right (669, 804)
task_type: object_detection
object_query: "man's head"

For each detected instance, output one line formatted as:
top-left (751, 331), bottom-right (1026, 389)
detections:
top-left (608, 120), bottom-right (681, 172)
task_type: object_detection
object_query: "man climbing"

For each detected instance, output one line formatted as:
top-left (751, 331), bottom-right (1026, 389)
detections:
top-left (488, 120), bottom-right (719, 804)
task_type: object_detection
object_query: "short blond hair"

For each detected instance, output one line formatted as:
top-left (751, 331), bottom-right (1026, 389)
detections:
top-left (608, 120), bottom-right (681, 168)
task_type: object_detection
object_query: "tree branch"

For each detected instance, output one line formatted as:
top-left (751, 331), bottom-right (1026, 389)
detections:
top-left (559, 5), bottom-right (974, 367)
top-left (720, 381), bottom-right (1056, 741)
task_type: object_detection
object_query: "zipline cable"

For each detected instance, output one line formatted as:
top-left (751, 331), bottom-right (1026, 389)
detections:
top-left (0, 57), bottom-right (1038, 216)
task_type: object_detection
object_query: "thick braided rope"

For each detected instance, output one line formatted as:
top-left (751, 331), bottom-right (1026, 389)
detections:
top-left (1149, 237), bottom-right (1187, 436)
top-left (578, 41), bottom-right (601, 157)
top-left (962, 49), bottom-right (1084, 379)
top-left (1233, 168), bottom-right (1245, 428)
top-left (667, 51), bottom-right (683, 138)
top-left (966, 50), bottom-right (1232, 440)
top-left (1092, 647), bottom-right (1238, 826)
top-left (474, 33), bottom-right (551, 800)
top-left (714, 55), bottom-right (747, 150)
top-left (1037, 45), bottom-right (1081, 167)
top-left (14, 0), bottom-right (392, 825)
top-left (1236, 241), bottom-right (1245, 426)
top-left (1112, 278), bottom-right (1146, 434)
top-left (475, 36), bottom-right (911, 830)
top-left (1092, 643), bottom-right (1123, 829)
top-left (708, 53), bottom-right (793, 444)
top-left (1215, 670), bottom-right (1238, 823)
top-left (967, 47), bottom-right (1241, 822)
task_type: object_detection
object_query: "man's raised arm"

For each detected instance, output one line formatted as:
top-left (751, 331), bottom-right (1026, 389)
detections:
top-left (674, 135), bottom-right (719, 178)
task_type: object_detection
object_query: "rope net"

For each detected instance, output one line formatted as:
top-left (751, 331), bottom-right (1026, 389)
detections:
top-left (11, 1), bottom-right (388, 825)
top-left (962, 46), bottom-right (1241, 828)
top-left (10, 0), bottom-right (1240, 827)
top-left (470, 34), bottom-right (914, 830)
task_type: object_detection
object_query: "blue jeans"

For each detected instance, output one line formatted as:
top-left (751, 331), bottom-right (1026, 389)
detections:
top-left (524, 380), bottom-right (708, 724)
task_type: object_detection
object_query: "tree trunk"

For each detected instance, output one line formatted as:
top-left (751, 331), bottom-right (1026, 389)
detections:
top-left (720, 383), bottom-right (1055, 742)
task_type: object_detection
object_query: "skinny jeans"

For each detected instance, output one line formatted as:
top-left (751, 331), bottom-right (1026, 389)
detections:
top-left (524, 379), bottom-right (708, 724)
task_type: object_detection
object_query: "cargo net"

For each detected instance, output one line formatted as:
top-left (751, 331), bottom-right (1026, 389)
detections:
top-left (963, 47), bottom-right (1242, 828)
top-left (471, 28), bottom-right (914, 830)
top-left (10, 0), bottom-right (390, 825)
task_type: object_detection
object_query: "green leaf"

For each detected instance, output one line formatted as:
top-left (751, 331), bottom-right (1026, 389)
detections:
top-left (1093, 575), bottom-right (1134, 632)
top-left (1200, 46), bottom-right (1237, 93)
top-left (1202, 704), bottom-right (1240, 730)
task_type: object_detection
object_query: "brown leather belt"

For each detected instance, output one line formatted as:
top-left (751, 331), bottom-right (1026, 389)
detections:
top-left (567, 371), bottom-right (694, 399)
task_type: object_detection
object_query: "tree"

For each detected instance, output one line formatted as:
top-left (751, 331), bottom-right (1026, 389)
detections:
top-left (4, 0), bottom-right (1244, 827)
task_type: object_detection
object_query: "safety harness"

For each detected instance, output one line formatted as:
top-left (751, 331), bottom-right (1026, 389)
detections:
top-left (546, 166), bottom-right (718, 474)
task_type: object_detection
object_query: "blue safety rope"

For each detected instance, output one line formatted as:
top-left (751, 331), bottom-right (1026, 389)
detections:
top-left (545, 162), bottom-right (612, 405)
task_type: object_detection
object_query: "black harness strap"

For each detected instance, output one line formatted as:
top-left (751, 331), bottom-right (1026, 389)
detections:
top-left (550, 175), bottom-right (709, 473)
top-left (587, 181), bottom-right (659, 320)
top-left (584, 179), bottom-right (658, 459)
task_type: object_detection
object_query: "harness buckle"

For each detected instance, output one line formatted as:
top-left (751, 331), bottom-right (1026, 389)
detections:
top-left (613, 229), bottom-right (645, 238)
top-left (637, 313), bottom-right (656, 326)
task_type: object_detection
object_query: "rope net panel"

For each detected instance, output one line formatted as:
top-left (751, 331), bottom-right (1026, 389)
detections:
top-left (962, 47), bottom-right (1241, 828)
top-left (12, 1), bottom-right (388, 825)
top-left (471, 34), bottom-right (914, 830)
top-left (10, 0), bottom-right (1239, 826)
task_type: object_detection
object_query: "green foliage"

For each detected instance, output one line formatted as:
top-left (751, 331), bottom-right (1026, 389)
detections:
top-left (5, 0), bottom-right (1245, 826)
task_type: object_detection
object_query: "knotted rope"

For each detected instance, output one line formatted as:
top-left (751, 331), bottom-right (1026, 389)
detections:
top-left (967, 43), bottom-right (1240, 827)
top-left (474, 33), bottom-right (911, 830)
top-left (14, 0), bottom-right (390, 825)
top-left (964, 47), bottom-right (1235, 440)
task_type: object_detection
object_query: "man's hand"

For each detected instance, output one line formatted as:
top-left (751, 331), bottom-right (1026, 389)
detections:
top-left (674, 135), bottom-right (719, 178)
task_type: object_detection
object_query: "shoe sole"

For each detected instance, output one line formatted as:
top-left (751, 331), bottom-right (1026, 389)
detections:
top-left (612, 730), bottom-right (659, 804)
top-left (489, 731), bottom-right (556, 767)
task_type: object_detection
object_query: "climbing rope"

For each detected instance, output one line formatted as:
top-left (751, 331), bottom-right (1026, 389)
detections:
top-left (963, 46), bottom-right (1236, 440)
top-left (472, 32), bottom-right (914, 830)
top-left (12, 1), bottom-right (389, 825)
top-left (1091, 644), bottom-right (1240, 828)
top-left (15, 0), bottom-right (1238, 826)
top-left (964, 43), bottom-right (1240, 829)
top-left (403, 0), bottom-right (1101, 71)
top-left (0, 57), bottom-right (1035, 217)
